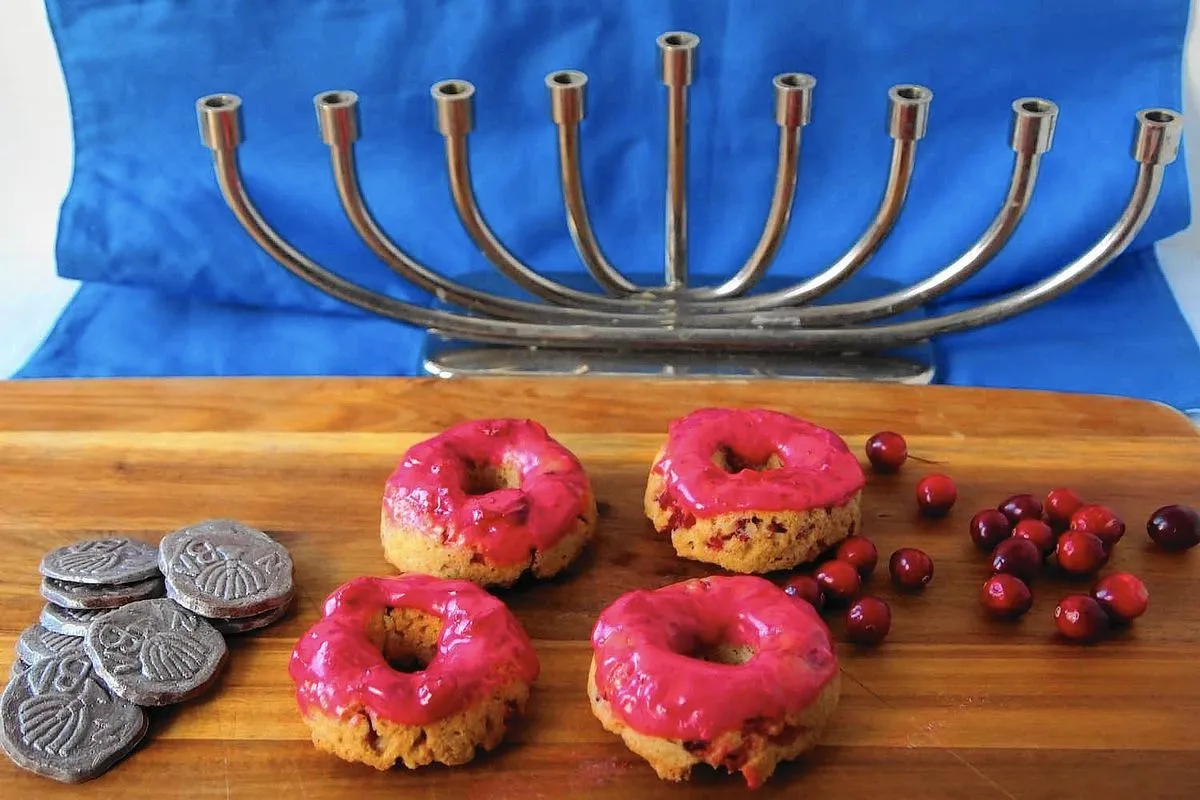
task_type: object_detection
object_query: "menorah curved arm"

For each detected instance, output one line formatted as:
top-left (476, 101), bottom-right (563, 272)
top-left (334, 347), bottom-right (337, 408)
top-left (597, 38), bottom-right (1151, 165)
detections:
top-left (198, 96), bottom-right (1177, 352)
top-left (760, 98), bottom-right (1057, 327)
top-left (315, 91), bottom-right (689, 326)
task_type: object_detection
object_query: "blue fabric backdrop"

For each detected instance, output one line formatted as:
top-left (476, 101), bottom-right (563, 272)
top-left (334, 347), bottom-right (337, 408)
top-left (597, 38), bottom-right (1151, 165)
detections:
top-left (16, 0), bottom-right (1200, 410)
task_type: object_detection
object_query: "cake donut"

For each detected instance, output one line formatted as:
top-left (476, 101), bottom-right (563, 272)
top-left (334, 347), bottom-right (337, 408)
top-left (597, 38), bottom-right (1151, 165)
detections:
top-left (588, 575), bottom-right (840, 788)
top-left (381, 418), bottom-right (598, 587)
top-left (645, 407), bottom-right (864, 573)
top-left (288, 574), bottom-right (539, 770)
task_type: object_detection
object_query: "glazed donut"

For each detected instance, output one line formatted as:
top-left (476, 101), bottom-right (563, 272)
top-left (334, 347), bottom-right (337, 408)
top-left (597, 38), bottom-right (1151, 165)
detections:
top-left (645, 407), bottom-right (864, 573)
top-left (288, 574), bottom-right (539, 770)
top-left (588, 575), bottom-right (840, 788)
top-left (381, 418), bottom-right (598, 587)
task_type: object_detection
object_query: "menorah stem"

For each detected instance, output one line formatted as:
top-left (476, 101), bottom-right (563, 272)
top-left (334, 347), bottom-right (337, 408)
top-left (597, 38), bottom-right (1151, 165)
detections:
top-left (658, 32), bottom-right (698, 291)
top-left (686, 73), bottom-right (815, 300)
top-left (770, 98), bottom-right (1057, 327)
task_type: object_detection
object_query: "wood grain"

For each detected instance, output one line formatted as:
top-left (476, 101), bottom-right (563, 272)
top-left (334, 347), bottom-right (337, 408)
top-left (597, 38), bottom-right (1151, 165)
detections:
top-left (0, 377), bottom-right (1198, 799)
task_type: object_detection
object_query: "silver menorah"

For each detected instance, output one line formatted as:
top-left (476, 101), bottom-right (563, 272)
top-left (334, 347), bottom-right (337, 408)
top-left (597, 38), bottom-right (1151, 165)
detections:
top-left (195, 30), bottom-right (1183, 382)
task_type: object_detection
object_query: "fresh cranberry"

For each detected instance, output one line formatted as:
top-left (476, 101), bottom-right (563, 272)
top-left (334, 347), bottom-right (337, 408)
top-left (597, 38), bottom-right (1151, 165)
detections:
top-left (916, 474), bottom-right (957, 517)
top-left (1053, 594), bottom-right (1110, 642)
top-left (1012, 519), bottom-right (1056, 558)
top-left (888, 547), bottom-right (934, 590)
top-left (1045, 487), bottom-right (1085, 530)
top-left (781, 575), bottom-right (825, 612)
top-left (990, 537), bottom-right (1041, 583)
top-left (1146, 504), bottom-right (1200, 551)
top-left (969, 509), bottom-right (1012, 551)
top-left (1055, 531), bottom-right (1107, 576)
top-left (1091, 572), bottom-right (1149, 623)
top-left (815, 559), bottom-right (861, 604)
top-left (979, 574), bottom-right (1033, 619)
top-left (1069, 504), bottom-right (1126, 547)
top-left (865, 431), bottom-right (907, 473)
top-left (999, 493), bottom-right (1043, 526)
top-left (835, 535), bottom-right (878, 577)
top-left (845, 596), bottom-right (891, 645)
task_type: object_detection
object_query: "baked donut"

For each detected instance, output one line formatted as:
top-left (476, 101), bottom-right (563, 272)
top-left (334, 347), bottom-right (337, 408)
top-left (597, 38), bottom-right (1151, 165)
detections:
top-left (645, 407), bottom-right (864, 573)
top-left (288, 574), bottom-right (539, 770)
top-left (381, 418), bottom-right (598, 587)
top-left (588, 575), bottom-right (840, 788)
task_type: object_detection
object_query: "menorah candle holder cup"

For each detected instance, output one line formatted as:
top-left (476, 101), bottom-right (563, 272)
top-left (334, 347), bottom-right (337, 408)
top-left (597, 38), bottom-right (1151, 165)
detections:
top-left (195, 30), bottom-right (1183, 382)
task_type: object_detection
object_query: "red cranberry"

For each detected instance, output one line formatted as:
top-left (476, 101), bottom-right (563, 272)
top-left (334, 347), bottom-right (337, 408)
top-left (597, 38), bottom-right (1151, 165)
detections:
top-left (979, 574), bottom-right (1033, 619)
top-left (1053, 594), bottom-right (1109, 642)
top-left (1069, 504), bottom-right (1126, 547)
top-left (815, 559), bottom-right (861, 604)
top-left (969, 509), bottom-right (1012, 551)
top-left (888, 547), bottom-right (934, 590)
top-left (990, 537), bottom-right (1041, 583)
top-left (916, 474), bottom-right (957, 517)
top-left (865, 431), bottom-right (907, 473)
top-left (1012, 519), bottom-right (1056, 558)
top-left (999, 493), bottom-right (1043, 526)
top-left (782, 575), bottom-right (825, 613)
top-left (1091, 572), bottom-right (1149, 623)
top-left (845, 596), bottom-right (891, 646)
top-left (1045, 487), bottom-right (1085, 530)
top-left (1055, 531), bottom-right (1107, 576)
top-left (1146, 504), bottom-right (1200, 551)
top-left (835, 535), bottom-right (878, 577)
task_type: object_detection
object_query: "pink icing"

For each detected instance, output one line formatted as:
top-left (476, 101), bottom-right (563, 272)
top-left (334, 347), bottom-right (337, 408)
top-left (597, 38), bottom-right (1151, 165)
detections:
top-left (288, 575), bottom-right (540, 725)
top-left (382, 418), bottom-right (592, 565)
top-left (590, 575), bottom-right (838, 742)
top-left (652, 407), bottom-right (864, 517)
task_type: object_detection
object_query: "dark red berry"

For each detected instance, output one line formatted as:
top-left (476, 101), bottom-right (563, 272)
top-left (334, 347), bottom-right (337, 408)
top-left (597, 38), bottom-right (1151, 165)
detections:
top-left (969, 509), bottom-right (1012, 551)
top-left (865, 431), bottom-right (907, 473)
top-left (979, 574), bottom-right (1033, 619)
top-left (888, 547), bottom-right (934, 590)
top-left (1045, 487), bottom-right (1085, 530)
top-left (916, 474), bottom-right (957, 517)
top-left (835, 535), bottom-right (878, 577)
top-left (1055, 531), bottom-right (1107, 576)
top-left (782, 574), bottom-right (825, 613)
top-left (999, 493), bottom-right (1043, 526)
top-left (990, 537), bottom-right (1041, 583)
top-left (1091, 572), bottom-right (1149, 623)
top-left (1069, 504), bottom-right (1126, 547)
top-left (1146, 504), bottom-right (1200, 551)
top-left (845, 596), bottom-right (891, 646)
top-left (1012, 519), bottom-right (1056, 558)
top-left (1054, 594), bottom-right (1110, 642)
top-left (815, 559), bottom-right (861, 604)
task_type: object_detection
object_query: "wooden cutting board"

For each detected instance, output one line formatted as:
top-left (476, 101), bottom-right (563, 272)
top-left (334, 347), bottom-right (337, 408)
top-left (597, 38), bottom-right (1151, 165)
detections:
top-left (1, 377), bottom-right (1198, 799)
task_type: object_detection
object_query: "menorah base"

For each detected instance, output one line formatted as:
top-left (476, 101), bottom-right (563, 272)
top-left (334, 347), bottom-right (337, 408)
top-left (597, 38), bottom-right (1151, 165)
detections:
top-left (421, 273), bottom-right (936, 382)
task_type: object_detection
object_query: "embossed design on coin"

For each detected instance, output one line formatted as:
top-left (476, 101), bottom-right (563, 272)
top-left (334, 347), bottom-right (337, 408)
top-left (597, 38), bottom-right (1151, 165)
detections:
top-left (15, 625), bottom-right (84, 665)
top-left (160, 519), bottom-right (293, 617)
top-left (39, 538), bottom-right (161, 586)
top-left (0, 653), bottom-right (147, 783)
top-left (39, 605), bottom-right (114, 638)
top-left (83, 599), bottom-right (227, 706)
top-left (8, 660), bottom-right (29, 680)
top-left (40, 575), bottom-right (165, 610)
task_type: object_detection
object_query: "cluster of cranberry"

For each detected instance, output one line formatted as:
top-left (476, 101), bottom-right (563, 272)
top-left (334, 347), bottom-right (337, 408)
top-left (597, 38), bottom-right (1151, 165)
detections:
top-left (780, 430), bottom-right (1199, 648)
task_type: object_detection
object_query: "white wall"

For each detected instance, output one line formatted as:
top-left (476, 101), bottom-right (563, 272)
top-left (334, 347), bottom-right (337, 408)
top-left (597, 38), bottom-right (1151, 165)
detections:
top-left (1, 2), bottom-right (1198, 378)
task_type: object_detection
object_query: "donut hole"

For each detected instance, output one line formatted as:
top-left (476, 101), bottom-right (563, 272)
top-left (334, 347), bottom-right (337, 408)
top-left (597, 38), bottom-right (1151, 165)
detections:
top-left (713, 446), bottom-right (784, 474)
top-left (686, 639), bottom-right (756, 666)
top-left (370, 607), bottom-right (442, 673)
top-left (463, 461), bottom-right (521, 495)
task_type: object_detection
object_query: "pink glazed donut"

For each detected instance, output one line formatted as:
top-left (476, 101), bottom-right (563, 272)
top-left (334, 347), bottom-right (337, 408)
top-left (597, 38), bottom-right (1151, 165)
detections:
top-left (289, 574), bottom-right (539, 770)
top-left (645, 407), bottom-right (864, 572)
top-left (381, 418), bottom-right (598, 587)
top-left (587, 575), bottom-right (841, 788)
